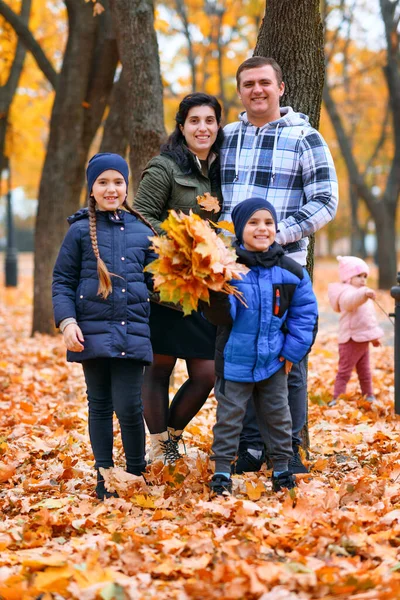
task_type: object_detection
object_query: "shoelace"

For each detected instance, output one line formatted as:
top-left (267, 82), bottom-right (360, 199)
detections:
top-left (160, 438), bottom-right (181, 462)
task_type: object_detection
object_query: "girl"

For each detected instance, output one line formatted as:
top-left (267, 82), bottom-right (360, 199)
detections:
top-left (53, 153), bottom-right (156, 500)
top-left (133, 93), bottom-right (224, 464)
top-left (328, 255), bottom-right (384, 405)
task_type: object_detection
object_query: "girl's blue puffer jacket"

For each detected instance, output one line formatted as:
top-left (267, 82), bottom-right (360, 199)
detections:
top-left (52, 208), bottom-right (156, 363)
top-left (203, 242), bottom-right (318, 382)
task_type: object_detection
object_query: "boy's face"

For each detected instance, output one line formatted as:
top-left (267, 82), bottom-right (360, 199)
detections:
top-left (350, 272), bottom-right (368, 288)
top-left (242, 209), bottom-right (276, 252)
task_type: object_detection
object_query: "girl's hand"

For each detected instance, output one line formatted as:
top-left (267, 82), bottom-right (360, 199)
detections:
top-left (279, 356), bottom-right (293, 374)
top-left (365, 288), bottom-right (376, 300)
top-left (63, 324), bottom-right (85, 352)
top-left (371, 339), bottom-right (381, 347)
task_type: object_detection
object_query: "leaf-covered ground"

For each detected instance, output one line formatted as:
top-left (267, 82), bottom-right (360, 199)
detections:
top-left (0, 255), bottom-right (399, 600)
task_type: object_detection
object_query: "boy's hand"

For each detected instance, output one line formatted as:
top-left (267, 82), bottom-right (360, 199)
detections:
top-left (279, 356), bottom-right (293, 374)
top-left (371, 339), bottom-right (381, 347)
top-left (63, 324), bottom-right (85, 352)
top-left (365, 288), bottom-right (376, 300)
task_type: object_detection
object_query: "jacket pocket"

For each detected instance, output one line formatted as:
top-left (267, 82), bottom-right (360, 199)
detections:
top-left (172, 175), bottom-right (199, 209)
top-left (272, 283), bottom-right (297, 318)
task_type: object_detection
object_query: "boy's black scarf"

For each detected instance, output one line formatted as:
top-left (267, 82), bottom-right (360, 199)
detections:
top-left (234, 241), bottom-right (285, 269)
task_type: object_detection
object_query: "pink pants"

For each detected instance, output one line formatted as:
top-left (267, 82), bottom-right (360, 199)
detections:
top-left (334, 339), bottom-right (373, 398)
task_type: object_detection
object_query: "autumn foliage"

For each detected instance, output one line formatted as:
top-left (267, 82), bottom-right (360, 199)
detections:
top-left (145, 210), bottom-right (249, 315)
top-left (0, 257), bottom-right (399, 599)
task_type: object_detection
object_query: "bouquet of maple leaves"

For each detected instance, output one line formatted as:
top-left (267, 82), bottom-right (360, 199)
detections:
top-left (145, 205), bottom-right (249, 316)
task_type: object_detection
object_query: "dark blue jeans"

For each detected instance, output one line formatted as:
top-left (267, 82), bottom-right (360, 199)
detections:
top-left (239, 358), bottom-right (307, 449)
top-left (82, 358), bottom-right (146, 475)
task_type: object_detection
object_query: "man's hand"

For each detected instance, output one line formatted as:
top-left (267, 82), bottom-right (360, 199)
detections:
top-left (365, 288), bottom-right (376, 300)
top-left (279, 356), bottom-right (293, 374)
top-left (63, 324), bottom-right (85, 352)
top-left (371, 339), bottom-right (381, 347)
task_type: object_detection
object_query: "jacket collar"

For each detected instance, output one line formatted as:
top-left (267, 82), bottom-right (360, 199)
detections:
top-left (234, 241), bottom-right (285, 268)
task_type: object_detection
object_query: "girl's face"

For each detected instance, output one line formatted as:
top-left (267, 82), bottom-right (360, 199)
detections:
top-left (242, 209), bottom-right (276, 252)
top-left (179, 105), bottom-right (219, 160)
top-left (91, 170), bottom-right (127, 211)
top-left (350, 272), bottom-right (368, 288)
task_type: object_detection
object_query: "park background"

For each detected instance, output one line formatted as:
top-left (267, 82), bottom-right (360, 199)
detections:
top-left (1, 1), bottom-right (400, 599)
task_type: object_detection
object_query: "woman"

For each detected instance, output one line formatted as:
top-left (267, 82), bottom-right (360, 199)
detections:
top-left (134, 93), bottom-right (224, 463)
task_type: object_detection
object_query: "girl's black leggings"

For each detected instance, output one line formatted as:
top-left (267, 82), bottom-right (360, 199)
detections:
top-left (82, 358), bottom-right (146, 475)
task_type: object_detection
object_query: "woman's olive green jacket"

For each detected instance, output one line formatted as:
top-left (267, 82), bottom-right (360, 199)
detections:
top-left (133, 153), bottom-right (222, 234)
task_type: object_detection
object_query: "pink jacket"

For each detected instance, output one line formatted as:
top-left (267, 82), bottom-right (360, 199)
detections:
top-left (328, 283), bottom-right (384, 343)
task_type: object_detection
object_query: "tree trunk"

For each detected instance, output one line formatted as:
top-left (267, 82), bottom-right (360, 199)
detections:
top-left (32, 0), bottom-right (118, 334)
top-left (254, 0), bottom-right (325, 452)
top-left (0, 0), bottom-right (31, 174)
top-left (100, 70), bottom-right (130, 156)
top-left (254, 0), bottom-right (325, 129)
top-left (109, 0), bottom-right (166, 192)
top-left (370, 199), bottom-right (397, 289)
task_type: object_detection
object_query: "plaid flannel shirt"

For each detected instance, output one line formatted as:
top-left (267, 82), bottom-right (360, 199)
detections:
top-left (220, 107), bottom-right (339, 265)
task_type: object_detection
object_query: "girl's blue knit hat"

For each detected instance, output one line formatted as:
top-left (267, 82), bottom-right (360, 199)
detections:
top-left (231, 197), bottom-right (278, 243)
top-left (86, 153), bottom-right (129, 194)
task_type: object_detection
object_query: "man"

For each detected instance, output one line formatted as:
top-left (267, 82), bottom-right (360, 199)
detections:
top-left (219, 56), bottom-right (338, 474)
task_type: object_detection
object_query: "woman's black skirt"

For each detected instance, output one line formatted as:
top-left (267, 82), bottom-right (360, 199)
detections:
top-left (149, 301), bottom-right (216, 360)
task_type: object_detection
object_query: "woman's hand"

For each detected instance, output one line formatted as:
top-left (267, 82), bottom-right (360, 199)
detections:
top-left (279, 356), bottom-right (293, 374)
top-left (63, 324), bottom-right (85, 352)
top-left (371, 339), bottom-right (381, 347)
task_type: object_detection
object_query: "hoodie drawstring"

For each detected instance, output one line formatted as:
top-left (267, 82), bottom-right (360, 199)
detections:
top-left (234, 121), bottom-right (280, 185)
top-left (234, 123), bottom-right (242, 182)
top-left (271, 124), bottom-right (280, 184)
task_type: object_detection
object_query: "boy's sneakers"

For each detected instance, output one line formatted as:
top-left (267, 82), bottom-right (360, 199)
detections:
top-left (328, 398), bottom-right (337, 407)
top-left (366, 395), bottom-right (376, 402)
top-left (231, 448), bottom-right (265, 474)
top-left (209, 474), bottom-right (232, 495)
top-left (272, 470), bottom-right (296, 492)
top-left (288, 444), bottom-right (309, 474)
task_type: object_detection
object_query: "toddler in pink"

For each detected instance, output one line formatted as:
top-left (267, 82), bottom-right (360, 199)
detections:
top-left (328, 255), bottom-right (383, 405)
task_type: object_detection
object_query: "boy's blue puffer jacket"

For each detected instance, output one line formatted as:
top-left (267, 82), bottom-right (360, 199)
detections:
top-left (52, 208), bottom-right (156, 363)
top-left (203, 242), bottom-right (318, 382)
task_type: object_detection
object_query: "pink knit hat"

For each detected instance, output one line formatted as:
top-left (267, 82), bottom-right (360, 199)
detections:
top-left (337, 255), bottom-right (369, 283)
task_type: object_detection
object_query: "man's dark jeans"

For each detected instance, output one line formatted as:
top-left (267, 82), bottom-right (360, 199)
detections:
top-left (239, 358), bottom-right (307, 450)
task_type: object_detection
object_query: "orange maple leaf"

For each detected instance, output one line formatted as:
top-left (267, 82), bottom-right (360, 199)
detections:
top-left (197, 192), bottom-right (220, 213)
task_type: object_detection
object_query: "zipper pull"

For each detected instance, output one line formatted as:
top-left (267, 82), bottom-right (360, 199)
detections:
top-left (274, 288), bottom-right (280, 315)
top-left (114, 211), bottom-right (120, 220)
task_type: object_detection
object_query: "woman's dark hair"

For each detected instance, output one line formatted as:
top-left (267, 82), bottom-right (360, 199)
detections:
top-left (161, 92), bottom-right (224, 173)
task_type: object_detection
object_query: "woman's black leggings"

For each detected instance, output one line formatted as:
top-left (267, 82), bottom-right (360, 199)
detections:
top-left (142, 354), bottom-right (215, 434)
top-left (82, 358), bottom-right (146, 475)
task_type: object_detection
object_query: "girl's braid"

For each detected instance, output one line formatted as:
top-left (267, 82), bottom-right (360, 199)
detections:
top-left (122, 200), bottom-right (158, 236)
top-left (88, 195), bottom-right (113, 299)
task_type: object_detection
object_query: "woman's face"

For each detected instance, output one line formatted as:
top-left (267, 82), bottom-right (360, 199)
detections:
top-left (91, 170), bottom-right (127, 211)
top-left (180, 105), bottom-right (219, 160)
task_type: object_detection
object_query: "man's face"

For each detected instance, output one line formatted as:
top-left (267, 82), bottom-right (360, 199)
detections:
top-left (237, 65), bottom-right (284, 126)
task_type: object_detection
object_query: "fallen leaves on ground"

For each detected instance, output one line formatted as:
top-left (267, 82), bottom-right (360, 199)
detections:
top-left (0, 256), bottom-right (399, 599)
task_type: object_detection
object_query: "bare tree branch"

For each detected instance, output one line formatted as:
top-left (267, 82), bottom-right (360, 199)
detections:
top-left (0, 0), bottom-right (58, 89)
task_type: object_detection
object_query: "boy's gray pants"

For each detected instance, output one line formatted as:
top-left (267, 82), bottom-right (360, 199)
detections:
top-left (211, 366), bottom-right (293, 473)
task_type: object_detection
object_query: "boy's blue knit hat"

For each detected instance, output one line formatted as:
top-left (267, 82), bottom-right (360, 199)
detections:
top-left (86, 153), bottom-right (129, 194)
top-left (231, 198), bottom-right (278, 243)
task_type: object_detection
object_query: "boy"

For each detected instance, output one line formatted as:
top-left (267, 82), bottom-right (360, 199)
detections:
top-left (203, 198), bottom-right (318, 494)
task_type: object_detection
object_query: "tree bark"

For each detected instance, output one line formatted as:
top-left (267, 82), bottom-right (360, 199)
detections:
top-left (109, 0), bottom-right (166, 192)
top-left (32, 0), bottom-right (118, 334)
top-left (100, 70), bottom-right (130, 156)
